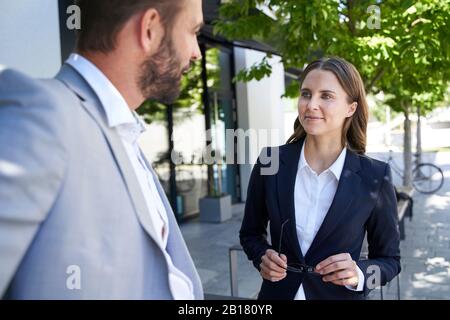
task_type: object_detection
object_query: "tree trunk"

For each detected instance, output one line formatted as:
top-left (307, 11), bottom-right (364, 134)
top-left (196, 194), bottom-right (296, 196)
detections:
top-left (416, 104), bottom-right (422, 164)
top-left (403, 105), bottom-right (413, 187)
top-left (385, 105), bottom-right (391, 146)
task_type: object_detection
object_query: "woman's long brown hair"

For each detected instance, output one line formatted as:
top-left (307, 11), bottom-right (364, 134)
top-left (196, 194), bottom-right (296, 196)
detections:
top-left (286, 57), bottom-right (369, 154)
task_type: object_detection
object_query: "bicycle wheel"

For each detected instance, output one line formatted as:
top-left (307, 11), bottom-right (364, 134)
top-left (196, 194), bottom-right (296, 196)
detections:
top-left (412, 163), bottom-right (444, 194)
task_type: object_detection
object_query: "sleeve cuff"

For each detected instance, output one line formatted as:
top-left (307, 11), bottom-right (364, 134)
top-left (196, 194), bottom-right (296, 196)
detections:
top-left (345, 265), bottom-right (365, 292)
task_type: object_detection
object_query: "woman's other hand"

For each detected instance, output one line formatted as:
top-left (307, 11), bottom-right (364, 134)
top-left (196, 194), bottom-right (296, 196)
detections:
top-left (260, 249), bottom-right (288, 282)
top-left (315, 253), bottom-right (359, 288)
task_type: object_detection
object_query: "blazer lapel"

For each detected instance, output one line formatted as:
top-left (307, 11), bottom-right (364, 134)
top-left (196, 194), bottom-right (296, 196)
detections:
top-left (277, 139), bottom-right (304, 262)
top-left (305, 149), bottom-right (362, 259)
top-left (55, 64), bottom-right (161, 249)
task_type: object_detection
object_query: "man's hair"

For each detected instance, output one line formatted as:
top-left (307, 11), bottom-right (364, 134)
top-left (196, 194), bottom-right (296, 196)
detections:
top-left (75, 0), bottom-right (183, 53)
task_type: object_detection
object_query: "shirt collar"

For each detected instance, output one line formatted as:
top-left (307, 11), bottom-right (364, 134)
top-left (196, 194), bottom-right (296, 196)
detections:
top-left (299, 141), bottom-right (347, 180)
top-left (328, 147), bottom-right (347, 180)
top-left (65, 53), bottom-right (136, 128)
top-left (116, 112), bottom-right (147, 145)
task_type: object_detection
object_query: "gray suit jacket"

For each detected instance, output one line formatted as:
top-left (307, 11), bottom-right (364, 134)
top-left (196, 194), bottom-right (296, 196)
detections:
top-left (0, 64), bottom-right (204, 299)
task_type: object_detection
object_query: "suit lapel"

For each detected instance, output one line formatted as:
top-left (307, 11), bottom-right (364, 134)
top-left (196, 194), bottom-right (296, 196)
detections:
top-left (277, 139), bottom-right (304, 262)
top-left (305, 149), bottom-right (362, 259)
top-left (55, 64), bottom-right (161, 249)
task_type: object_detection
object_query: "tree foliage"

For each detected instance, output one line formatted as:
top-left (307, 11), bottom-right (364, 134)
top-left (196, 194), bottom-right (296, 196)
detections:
top-left (214, 0), bottom-right (450, 111)
top-left (215, 0), bottom-right (449, 186)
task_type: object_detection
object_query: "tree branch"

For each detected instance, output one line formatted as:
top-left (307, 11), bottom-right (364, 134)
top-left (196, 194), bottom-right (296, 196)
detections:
top-left (365, 67), bottom-right (385, 93)
top-left (346, 0), bottom-right (357, 36)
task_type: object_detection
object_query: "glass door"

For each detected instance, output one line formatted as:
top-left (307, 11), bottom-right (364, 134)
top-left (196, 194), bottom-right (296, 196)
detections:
top-left (205, 46), bottom-right (240, 203)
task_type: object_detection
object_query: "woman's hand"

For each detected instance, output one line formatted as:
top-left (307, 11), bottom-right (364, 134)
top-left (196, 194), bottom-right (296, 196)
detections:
top-left (259, 249), bottom-right (288, 282)
top-left (315, 253), bottom-right (359, 288)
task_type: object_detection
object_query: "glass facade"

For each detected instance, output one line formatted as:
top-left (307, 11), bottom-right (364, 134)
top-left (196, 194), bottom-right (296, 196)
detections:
top-left (205, 47), bottom-right (240, 203)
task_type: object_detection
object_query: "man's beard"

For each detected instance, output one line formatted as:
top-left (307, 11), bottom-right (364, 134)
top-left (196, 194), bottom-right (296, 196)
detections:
top-left (138, 37), bottom-right (189, 105)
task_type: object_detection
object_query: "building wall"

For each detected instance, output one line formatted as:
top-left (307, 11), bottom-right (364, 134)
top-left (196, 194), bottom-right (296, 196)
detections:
top-left (234, 47), bottom-right (286, 201)
top-left (0, 0), bottom-right (61, 77)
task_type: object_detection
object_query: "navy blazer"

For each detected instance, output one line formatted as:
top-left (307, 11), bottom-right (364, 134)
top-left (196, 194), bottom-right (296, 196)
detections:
top-left (240, 139), bottom-right (401, 300)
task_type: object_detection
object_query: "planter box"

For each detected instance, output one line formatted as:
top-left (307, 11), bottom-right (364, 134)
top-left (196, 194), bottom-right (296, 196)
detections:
top-left (199, 195), bottom-right (232, 223)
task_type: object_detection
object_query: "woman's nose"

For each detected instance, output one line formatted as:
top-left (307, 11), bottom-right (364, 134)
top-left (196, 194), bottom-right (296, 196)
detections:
top-left (306, 96), bottom-right (320, 110)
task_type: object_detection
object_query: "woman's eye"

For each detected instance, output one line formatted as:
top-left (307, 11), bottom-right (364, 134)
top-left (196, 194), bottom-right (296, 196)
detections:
top-left (322, 94), bottom-right (332, 100)
top-left (301, 92), bottom-right (311, 98)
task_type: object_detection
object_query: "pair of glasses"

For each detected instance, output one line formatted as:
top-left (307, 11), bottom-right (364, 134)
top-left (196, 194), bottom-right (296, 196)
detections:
top-left (277, 219), bottom-right (319, 275)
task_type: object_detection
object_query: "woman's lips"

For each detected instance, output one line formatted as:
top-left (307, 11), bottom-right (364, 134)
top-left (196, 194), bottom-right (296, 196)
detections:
top-left (304, 116), bottom-right (324, 121)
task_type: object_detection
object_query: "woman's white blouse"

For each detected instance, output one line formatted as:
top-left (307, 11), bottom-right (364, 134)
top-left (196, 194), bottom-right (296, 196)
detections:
top-left (293, 144), bottom-right (364, 299)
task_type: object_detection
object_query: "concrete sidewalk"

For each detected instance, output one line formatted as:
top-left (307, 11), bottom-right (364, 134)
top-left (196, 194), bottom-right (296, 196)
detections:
top-left (383, 152), bottom-right (450, 299)
top-left (180, 152), bottom-right (450, 300)
top-left (180, 203), bottom-right (261, 298)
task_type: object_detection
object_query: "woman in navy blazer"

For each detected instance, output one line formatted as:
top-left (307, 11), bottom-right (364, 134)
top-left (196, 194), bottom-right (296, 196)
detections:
top-left (240, 57), bottom-right (401, 300)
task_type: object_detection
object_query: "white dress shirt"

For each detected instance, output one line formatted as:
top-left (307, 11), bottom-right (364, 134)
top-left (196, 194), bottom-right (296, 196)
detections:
top-left (293, 142), bottom-right (364, 300)
top-left (66, 54), bottom-right (194, 300)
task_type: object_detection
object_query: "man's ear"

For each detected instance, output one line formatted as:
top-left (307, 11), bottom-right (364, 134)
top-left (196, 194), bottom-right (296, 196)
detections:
top-left (139, 8), bottom-right (164, 54)
top-left (347, 101), bottom-right (358, 117)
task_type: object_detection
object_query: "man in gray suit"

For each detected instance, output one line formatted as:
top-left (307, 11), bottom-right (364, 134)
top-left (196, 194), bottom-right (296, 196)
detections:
top-left (0, 0), bottom-right (204, 299)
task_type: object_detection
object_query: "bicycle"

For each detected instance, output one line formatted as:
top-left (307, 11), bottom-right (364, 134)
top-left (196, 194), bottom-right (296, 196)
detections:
top-left (387, 150), bottom-right (444, 194)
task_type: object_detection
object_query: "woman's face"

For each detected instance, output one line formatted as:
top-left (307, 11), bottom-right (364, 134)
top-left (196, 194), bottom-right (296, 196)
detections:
top-left (298, 69), bottom-right (357, 140)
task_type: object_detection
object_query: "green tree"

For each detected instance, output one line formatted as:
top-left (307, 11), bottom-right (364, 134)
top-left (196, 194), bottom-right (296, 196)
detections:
top-left (376, 1), bottom-right (449, 186)
top-left (215, 0), bottom-right (450, 187)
